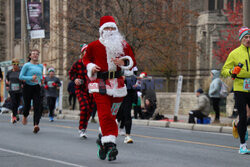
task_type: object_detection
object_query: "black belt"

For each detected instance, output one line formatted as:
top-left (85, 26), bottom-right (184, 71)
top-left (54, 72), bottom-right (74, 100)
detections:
top-left (96, 71), bottom-right (123, 95)
top-left (97, 71), bottom-right (122, 80)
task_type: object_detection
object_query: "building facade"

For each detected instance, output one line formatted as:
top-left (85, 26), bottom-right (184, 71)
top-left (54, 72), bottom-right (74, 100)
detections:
top-left (0, 0), bottom-right (243, 93)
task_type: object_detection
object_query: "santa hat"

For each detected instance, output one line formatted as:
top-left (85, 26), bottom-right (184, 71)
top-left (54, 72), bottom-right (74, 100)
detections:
top-left (139, 72), bottom-right (147, 78)
top-left (80, 43), bottom-right (88, 53)
top-left (48, 67), bottom-right (55, 73)
top-left (99, 16), bottom-right (118, 33)
top-left (239, 26), bottom-right (250, 41)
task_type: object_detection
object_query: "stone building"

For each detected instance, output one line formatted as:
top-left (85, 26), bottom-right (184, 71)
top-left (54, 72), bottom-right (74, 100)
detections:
top-left (0, 0), bottom-right (243, 95)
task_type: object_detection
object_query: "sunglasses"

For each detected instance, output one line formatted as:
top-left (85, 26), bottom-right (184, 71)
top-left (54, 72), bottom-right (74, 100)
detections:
top-left (12, 63), bottom-right (19, 65)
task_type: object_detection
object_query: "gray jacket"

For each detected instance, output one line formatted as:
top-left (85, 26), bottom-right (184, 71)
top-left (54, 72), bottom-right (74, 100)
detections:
top-left (194, 94), bottom-right (210, 116)
top-left (209, 70), bottom-right (222, 98)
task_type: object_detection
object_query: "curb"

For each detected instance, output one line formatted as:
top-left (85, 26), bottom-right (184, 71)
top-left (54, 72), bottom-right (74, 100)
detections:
top-left (57, 114), bottom-right (250, 135)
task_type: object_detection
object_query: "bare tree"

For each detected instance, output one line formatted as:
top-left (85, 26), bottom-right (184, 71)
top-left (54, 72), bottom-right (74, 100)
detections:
top-left (52, 0), bottom-right (198, 77)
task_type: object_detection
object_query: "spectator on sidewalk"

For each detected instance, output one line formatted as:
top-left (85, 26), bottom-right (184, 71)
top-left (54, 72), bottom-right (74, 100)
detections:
top-left (140, 72), bottom-right (157, 119)
top-left (208, 70), bottom-right (222, 123)
top-left (67, 80), bottom-right (76, 110)
top-left (188, 88), bottom-right (210, 124)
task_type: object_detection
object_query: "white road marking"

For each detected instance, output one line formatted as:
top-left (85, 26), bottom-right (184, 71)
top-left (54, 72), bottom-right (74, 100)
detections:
top-left (0, 147), bottom-right (87, 167)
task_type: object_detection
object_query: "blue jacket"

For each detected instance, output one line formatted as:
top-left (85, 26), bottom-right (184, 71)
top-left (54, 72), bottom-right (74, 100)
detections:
top-left (209, 70), bottom-right (222, 98)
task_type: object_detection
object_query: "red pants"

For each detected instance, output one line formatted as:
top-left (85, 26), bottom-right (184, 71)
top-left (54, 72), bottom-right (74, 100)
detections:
top-left (93, 93), bottom-right (123, 143)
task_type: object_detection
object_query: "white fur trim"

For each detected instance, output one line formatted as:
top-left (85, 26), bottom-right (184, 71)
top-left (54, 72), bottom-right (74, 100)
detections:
top-left (101, 135), bottom-right (116, 144)
top-left (86, 63), bottom-right (97, 80)
top-left (99, 22), bottom-right (118, 34)
top-left (119, 56), bottom-right (134, 70)
top-left (124, 69), bottom-right (134, 76)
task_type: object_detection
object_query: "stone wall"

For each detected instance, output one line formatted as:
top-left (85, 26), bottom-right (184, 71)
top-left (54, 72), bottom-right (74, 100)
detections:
top-left (155, 92), bottom-right (234, 116)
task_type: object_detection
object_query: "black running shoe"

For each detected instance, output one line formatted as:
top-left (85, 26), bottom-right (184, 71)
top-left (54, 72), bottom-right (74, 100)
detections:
top-left (104, 142), bottom-right (118, 161)
top-left (96, 138), bottom-right (106, 160)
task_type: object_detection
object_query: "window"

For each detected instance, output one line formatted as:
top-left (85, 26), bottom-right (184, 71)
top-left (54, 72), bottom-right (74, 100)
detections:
top-left (217, 0), bottom-right (224, 10)
top-left (208, 0), bottom-right (215, 11)
top-left (14, 0), bottom-right (21, 39)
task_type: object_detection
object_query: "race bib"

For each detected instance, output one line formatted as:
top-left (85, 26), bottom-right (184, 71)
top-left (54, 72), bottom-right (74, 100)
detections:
top-left (243, 78), bottom-right (250, 90)
top-left (11, 83), bottom-right (20, 91)
top-left (111, 102), bottom-right (121, 116)
top-left (47, 81), bottom-right (54, 88)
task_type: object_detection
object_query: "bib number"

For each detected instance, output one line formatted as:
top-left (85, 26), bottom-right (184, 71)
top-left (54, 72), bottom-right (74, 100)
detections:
top-left (111, 102), bottom-right (121, 116)
top-left (243, 78), bottom-right (250, 90)
top-left (48, 81), bottom-right (54, 88)
top-left (11, 83), bottom-right (20, 91)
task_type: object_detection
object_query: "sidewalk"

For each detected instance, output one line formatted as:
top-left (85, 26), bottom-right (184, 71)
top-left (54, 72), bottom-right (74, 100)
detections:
top-left (56, 109), bottom-right (250, 135)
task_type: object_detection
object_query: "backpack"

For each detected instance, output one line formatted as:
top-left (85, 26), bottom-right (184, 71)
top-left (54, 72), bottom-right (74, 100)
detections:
top-left (220, 81), bottom-right (229, 98)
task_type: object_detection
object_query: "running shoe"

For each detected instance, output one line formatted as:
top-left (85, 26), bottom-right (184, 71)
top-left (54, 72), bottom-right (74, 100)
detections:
top-left (11, 116), bottom-right (17, 124)
top-left (124, 136), bottom-right (134, 144)
top-left (239, 143), bottom-right (250, 154)
top-left (49, 116), bottom-right (54, 122)
top-left (245, 130), bottom-right (248, 142)
top-left (33, 126), bottom-right (40, 134)
top-left (105, 142), bottom-right (118, 161)
top-left (96, 137), bottom-right (106, 160)
top-left (79, 129), bottom-right (87, 139)
top-left (232, 120), bottom-right (239, 139)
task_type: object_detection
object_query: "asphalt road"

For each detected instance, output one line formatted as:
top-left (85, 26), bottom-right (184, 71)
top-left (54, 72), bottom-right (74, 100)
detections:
top-left (0, 114), bottom-right (249, 167)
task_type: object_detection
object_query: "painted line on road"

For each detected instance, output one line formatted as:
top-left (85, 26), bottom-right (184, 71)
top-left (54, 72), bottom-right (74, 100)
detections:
top-left (0, 147), bottom-right (87, 167)
top-left (132, 134), bottom-right (238, 150)
top-left (45, 123), bottom-right (238, 150)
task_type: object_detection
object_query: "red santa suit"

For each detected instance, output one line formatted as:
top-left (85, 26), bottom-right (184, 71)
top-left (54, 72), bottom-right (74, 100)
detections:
top-left (83, 16), bottom-right (136, 144)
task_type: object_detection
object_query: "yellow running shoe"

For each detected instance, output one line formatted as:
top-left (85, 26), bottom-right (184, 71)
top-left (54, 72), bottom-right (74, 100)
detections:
top-left (232, 120), bottom-right (239, 139)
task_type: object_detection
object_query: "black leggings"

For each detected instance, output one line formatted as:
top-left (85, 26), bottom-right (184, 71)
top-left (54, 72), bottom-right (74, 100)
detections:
top-left (9, 92), bottom-right (22, 117)
top-left (22, 84), bottom-right (42, 126)
top-left (47, 96), bottom-right (57, 117)
top-left (117, 93), bottom-right (133, 135)
top-left (234, 91), bottom-right (250, 144)
top-left (211, 98), bottom-right (220, 120)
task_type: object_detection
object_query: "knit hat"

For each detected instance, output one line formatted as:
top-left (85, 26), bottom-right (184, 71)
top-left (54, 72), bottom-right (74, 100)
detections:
top-left (196, 88), bottom-right (204, 94)
top-left (48, 67), bottom-right (55, 73)
top-left (80, 43), bottom-right (88, 53)
top-left (239, 26), bottom-right (250, 41)
top-left (99, 16), bottom-right (118, 33)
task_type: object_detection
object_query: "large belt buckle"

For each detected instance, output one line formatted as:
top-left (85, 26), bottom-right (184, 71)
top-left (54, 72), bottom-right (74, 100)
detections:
top-left (108, 71), bottom-right (115, 79)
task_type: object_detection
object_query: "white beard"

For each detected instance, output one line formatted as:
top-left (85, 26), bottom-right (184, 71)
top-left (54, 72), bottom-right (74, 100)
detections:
top-left (99, 30), bottom-right (125, 71)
